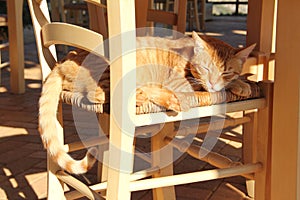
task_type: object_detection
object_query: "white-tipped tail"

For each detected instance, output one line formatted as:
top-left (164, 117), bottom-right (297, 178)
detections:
top-left (39, 67), bottom-right (98, 174)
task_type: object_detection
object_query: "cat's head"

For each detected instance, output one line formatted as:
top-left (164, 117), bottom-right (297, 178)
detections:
top-left (190, 31), bottom-right (256, 92)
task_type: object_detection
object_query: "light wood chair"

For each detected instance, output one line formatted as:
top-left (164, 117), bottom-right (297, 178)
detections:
top-left (27, 0), bottom-right (108, 199)
top-left (84, 1), bottom-right (272, 199)
top-left (29, 0), bottom-right (273, 199)
top-left (87, 2), bottom-right (273, 198)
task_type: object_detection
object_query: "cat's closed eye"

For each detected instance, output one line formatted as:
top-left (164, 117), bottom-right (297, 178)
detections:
top-left (222, 71), bottom-right (238, 81)
top-left (199, 65), bottom-right (210, 74)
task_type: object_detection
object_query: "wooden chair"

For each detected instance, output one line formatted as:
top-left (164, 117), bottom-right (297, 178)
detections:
top-left (87, 2), bottom-right (273, 198)
top-left (135, 0), bottom-right (187, 35)
top-left (29, 0), bottom-right (272, 199)
top-left (187, 0), bottom-right (206, 30)
top-left (166, 0), bottom-right (206, 30)
top-left (27, 0), bottom-right (108, 199)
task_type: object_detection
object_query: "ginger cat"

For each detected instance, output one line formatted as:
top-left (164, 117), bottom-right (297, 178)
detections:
top-left (38, 32), bottom-right (255, 174)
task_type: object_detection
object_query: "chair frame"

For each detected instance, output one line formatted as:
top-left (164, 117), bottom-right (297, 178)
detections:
top-left (28, 0), bottom-right (273, 199)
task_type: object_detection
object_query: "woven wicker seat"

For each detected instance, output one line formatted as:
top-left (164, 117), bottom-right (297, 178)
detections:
top-left (60, 80), bottom-right (262, 115)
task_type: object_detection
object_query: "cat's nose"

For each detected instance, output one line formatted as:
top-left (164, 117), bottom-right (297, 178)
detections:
top-left (207, 80), bottom-right (217, 92)
top-left (206, 82), bottom-right (216, 92)
top-left (211, 82), bottom-right (224, 92)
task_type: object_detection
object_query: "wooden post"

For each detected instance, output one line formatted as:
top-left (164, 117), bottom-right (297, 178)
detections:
top-left (271, 1), bottom-right (300, 199)
top-left (7, 0), bottom-right (25, 94)
top-left (246, 0), bottom-right (276, 53)
top-left (255, 82), bottom-right (273, 200)
top-left (106, 0), bottom-right (136, 199)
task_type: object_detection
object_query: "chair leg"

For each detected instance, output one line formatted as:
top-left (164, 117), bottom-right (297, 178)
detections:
top-left (47, 156), bottom-right (65, 199)
top-left (243, 111), bottom-right (257, 198)
top-left (97, 113), bottom-right (110, 197)
top-left (151, 123), bottom-right (176, 200)
top-left (106, 119), bottom-right (135, 199)
top-left (254, 82), bottom-right (273, 200)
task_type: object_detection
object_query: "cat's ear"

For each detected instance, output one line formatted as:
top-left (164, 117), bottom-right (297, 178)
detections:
top-left (192, 31), bottom-right (208, 54)
top-left (235, 43), bottom-right (256, 63)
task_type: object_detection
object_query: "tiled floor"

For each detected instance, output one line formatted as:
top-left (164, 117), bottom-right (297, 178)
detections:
top-left (0, 16), bottom-right (253, 199)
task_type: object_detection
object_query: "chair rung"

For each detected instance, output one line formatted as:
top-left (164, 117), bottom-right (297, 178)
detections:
top-left (64, 162), bottom-right (260, 198)
top-left (64, 136), bottom-right (108, 152)
top-left (65, 166), bottom-right (160, 199)
top-left (165, 137), bottom-right (254, 180)
top-left (130, 163), bottom-right (262, 192)
top-left (176, 116), bottom-right (251, 136)
top-left (56, 170), bottom-right (104, 200)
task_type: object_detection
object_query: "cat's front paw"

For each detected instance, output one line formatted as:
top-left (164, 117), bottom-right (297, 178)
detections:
top-left (229, 82), bottom-right (252, 97)
top-left (87, 88), bottom-right (105, 103)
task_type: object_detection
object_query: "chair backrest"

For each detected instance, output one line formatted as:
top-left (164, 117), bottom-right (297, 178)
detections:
top-left (86, 0), bottom-right (108, 39)
top-left (27, 0), bottom-right (104, 81)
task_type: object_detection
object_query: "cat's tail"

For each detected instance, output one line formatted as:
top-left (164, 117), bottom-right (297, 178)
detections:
top-left (38, 67), bottom-right (98, 174)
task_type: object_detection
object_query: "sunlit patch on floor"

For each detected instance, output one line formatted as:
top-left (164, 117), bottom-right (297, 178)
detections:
top-left (185, 31), bottom-right (224, 37)
top-left (0, 86), bottom-right (8, 93)
top-left (27, 83), bottom-right (41, 89)
top-left (232, 29), bottom-right (247, 36)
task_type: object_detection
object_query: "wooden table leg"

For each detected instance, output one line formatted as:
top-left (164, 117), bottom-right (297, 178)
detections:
top-left (7, 0), bottom-right (25, 94)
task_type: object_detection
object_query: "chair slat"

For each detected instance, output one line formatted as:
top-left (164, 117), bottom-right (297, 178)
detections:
top-left (42, 22), bottom-right (105, 56)
top-left (134, 98), bottom-right (266, 127)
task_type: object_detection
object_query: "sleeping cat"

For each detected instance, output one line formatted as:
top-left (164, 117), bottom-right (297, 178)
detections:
top-left (38, 31), bottom-right (255, 174)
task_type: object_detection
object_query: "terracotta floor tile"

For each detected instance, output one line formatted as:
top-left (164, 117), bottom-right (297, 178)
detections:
top-left (176, 185), bottom-right (212, 200)
top-left (208, 182), bottom-right (248, 200)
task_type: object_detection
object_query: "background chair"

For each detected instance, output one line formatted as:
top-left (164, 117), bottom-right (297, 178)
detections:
top-left (0, 0), bottom-right (10, 85)
top-left (50, 0), bottom-right (89, 27)
top-left (164, 0), bottom-right (206, 30)
top-left (85, 0), bottom-right (187, 38)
